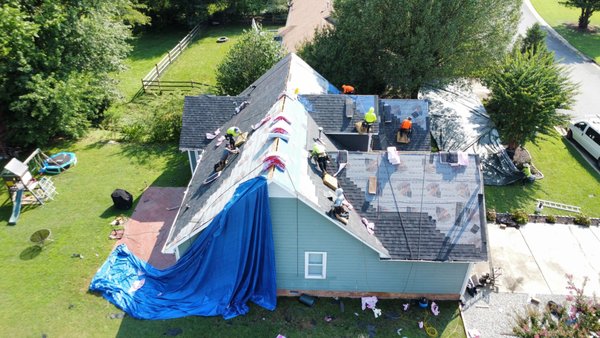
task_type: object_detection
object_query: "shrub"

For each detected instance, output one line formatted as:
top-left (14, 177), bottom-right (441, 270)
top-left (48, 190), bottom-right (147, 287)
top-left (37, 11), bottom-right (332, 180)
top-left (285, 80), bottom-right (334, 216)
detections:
top-left (511, 209), bottom-right (529, 225)
top-left (545, 214), bottom-right (556, 224)
top-left (486, 208), bottom-right (497, 223)
top-left (574, 213), bottom-right (591, 226)
top-left (119, 92), bottom-right (184, 143)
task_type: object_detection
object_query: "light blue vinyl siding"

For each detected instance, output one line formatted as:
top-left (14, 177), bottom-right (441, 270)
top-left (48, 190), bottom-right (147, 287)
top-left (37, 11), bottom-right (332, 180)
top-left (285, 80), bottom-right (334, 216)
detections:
top-left (270, 198), bottom-right (469, 295)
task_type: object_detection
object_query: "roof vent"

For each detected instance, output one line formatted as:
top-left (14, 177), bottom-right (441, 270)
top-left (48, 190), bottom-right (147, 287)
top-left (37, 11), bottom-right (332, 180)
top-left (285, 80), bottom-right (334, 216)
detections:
top-left (344, 98), bottom-right (355, 118)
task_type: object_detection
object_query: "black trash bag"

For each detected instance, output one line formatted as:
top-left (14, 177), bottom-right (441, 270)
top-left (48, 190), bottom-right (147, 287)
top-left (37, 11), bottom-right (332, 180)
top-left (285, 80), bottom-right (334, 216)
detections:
top-left (111, 189), bottom-right (133, 210)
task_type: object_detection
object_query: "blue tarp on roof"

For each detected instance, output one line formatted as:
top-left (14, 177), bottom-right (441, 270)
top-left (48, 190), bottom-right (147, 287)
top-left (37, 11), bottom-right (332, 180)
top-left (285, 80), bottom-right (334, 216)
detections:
top-left (89, 177), bottom-right (276, 320)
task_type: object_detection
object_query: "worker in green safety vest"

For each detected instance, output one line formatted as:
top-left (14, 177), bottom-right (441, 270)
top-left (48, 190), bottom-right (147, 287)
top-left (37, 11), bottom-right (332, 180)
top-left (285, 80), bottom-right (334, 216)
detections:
top-left (226, 126), bottom-right (241, 148)
top-left (362, 107), bottom-right (377, 133)
top-left (311, 142), bottom-right (329, 175)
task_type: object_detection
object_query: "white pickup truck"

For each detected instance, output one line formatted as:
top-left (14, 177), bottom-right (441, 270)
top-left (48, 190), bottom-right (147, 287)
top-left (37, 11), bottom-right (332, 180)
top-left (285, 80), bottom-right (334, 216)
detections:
top-left (567, 118), bottom-right (600, 168)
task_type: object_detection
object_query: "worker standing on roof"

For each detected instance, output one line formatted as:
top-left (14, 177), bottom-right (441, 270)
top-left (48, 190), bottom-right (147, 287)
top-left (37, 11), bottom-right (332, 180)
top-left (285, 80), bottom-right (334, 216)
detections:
top-left (311, 142), bottom-right (329, 176)
top-left (342, 84), bottom-right (355, 94)
top-left (399, 117), bottom-right (412, 138)
top-left (362, 107), bottom-right (377, 133)
top-left (226, 126), bottom-right (241, 148)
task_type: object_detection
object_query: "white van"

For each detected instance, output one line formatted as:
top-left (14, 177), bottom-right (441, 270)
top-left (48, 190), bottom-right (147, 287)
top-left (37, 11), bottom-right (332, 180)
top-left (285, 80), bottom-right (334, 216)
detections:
top-left (567, 118), bottom-right (600, 168)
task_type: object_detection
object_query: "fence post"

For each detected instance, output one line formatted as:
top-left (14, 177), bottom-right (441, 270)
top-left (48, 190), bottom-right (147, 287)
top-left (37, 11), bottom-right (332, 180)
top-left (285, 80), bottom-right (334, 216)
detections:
top-left (168, 51), bottom-right (172, 64)
top-left (141, 79), bottom-right (146, 93)
top-left (155, 64), bottom-right (160, 77)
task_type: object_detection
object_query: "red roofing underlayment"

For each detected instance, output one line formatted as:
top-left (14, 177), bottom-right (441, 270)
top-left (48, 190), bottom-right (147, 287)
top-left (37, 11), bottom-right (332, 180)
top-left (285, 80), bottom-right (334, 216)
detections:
top-left (116, 187), bottom-right (185, 269)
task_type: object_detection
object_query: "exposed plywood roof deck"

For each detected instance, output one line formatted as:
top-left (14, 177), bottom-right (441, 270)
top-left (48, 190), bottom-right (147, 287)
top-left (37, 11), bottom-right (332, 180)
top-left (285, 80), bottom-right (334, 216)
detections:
top-left (278, 0), bottom-right (333, 52)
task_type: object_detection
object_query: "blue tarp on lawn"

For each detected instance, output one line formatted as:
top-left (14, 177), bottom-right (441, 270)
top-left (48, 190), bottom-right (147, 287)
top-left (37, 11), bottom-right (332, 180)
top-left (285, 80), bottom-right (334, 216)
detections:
top-left (89, 177), bottom-right (276, 320)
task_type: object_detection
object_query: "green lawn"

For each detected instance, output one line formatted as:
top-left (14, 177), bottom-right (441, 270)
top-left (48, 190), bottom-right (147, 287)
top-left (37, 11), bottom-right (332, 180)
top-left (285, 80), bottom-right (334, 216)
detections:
top-left (161, 25), bottom-right (283, 89)
top-left (485, 132), bottom-right (600, 216)
top-left (114, 27), bottom-right (189, 100)
top-left (0, 131), bottom-right (465, 337)
top-left (530, 0), bottom-right (600, 63)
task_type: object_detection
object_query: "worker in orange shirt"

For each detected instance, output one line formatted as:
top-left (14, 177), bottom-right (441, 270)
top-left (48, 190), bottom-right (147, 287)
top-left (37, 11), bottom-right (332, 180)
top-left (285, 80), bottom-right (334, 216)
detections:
top-left (399, 117), bottom-right (413, 138)
top-left (341, 84), bottom-right (355, 94)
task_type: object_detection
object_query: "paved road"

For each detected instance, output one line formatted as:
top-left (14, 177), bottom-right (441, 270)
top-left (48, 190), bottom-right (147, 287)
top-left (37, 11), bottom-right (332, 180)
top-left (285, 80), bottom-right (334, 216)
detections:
top-left (520, 1), bottom-right (600, 121)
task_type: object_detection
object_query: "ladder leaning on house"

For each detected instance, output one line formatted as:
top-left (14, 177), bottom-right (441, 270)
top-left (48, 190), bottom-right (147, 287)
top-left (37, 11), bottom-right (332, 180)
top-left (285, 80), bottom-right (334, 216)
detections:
top-left (536, 199), bottom-right (580, 213)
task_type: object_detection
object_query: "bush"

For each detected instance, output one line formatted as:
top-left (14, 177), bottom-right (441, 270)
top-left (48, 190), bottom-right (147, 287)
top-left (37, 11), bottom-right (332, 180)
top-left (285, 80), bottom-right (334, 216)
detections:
top-left (545, 214), bottom-right (556, 224)
top-left (119, 92), bottom-right (184, 143)
top-left (511, 209), bottom-right (529, 225)
top-left (216, 27), bottom-right (284, 96)
top-left (574, 213), bottom-right (591, 226)
top-left (486, 208), bottom-right (497, 223)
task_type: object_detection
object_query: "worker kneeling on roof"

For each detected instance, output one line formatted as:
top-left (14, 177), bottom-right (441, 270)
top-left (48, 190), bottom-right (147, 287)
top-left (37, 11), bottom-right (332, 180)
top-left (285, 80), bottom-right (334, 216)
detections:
top-left (362, 107), bottom-right (377, 133)
top-left (399, 117), bottom-right (412, 138)
top-left (225, 126), bottom-right (241, 148)
top-left (311, 143), bottom-right (329, 176)
top-left (332, 188), bottom-right (349, 219)
top-left (214, 143), bottom-right (239, 172)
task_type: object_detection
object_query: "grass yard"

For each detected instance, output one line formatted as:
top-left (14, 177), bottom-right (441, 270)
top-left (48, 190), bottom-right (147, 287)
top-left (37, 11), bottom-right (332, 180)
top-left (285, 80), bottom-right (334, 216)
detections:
top-left (530, 0), bottom-right (600, 63)
top-left (161, 24), bottom-right (283, 89)
top-left (485, 131), bottom-right (600, 216)
top-left (0, 130), bottom-right (189, 337)
top-left (0, 131), bottom-right (466, 337)
top-left (114, 27), bottom-right (190, 100)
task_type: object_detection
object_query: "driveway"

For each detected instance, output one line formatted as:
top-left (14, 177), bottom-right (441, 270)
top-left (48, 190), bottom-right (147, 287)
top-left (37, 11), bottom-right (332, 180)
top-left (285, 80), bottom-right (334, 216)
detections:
top-left (478, 222), bottom-right (600, 296)
top-left (521, 1), bottom-right (600, 121)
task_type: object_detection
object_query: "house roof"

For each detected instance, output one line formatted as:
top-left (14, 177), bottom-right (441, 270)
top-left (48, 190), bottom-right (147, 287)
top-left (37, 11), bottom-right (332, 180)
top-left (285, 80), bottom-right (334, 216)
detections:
top-left (166, 54), bottom-right (487, 263)
top-left (165, 53), bottom-right (389, 256)
top-left (331, 152), bottom-right (488, 262)
top-left (277, 0), bottom-right (332, 53)
top-left (179, 96), bottom-right (244, 151)
top-left (298, 95), bottom-right (380, 134)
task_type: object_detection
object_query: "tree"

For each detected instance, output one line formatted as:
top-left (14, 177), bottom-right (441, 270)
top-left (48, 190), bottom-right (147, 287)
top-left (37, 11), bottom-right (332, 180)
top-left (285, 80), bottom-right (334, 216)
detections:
top-left (299, 0), bottom-right (522, 98)
top-left (216, 27), bottom-right (284, 96)
top-left (519, 23), bottom-right (547, 55)
top-left (0, 0), bottom-right (145, 146)
top-left (513, 274), bottom-right (600, 337)
top-left (483, 49), bottom-right (577, 150)
top-left (559, 0), bottom-right (600, 31)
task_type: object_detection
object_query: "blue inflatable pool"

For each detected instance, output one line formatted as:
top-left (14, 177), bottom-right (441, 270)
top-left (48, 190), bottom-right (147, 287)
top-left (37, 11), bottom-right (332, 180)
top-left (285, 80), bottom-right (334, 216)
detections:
top-left (41, 152), bottom-right (77, 174)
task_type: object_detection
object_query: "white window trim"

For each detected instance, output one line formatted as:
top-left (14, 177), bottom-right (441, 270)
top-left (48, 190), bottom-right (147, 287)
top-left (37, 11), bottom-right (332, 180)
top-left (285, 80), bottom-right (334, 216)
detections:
top-left (304, 252), bottom-right (327, 279)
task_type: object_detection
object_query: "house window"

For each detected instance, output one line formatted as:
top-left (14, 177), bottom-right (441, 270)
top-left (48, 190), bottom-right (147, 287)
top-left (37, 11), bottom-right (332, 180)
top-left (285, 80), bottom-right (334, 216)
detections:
top-left (305, 252), bottom-right (327, 279)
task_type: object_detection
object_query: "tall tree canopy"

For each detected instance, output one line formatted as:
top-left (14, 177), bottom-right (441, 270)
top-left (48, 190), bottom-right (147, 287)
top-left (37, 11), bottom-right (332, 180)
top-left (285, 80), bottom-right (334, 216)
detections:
top-left (0, 0), bottom-right (145, 146)
top-left (216, 28), bottom-right (283, 95)
top-left (560, 0), bottom-right (600, 30)
top-left (300, 0), bottom-right (522, 98)
top-left (484, 44), bottom-right (577, 150)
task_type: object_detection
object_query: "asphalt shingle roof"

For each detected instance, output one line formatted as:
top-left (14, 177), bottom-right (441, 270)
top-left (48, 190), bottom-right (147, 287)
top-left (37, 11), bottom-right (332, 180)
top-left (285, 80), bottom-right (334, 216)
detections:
top-left (179, 96), bottom-right (245, 151)
top-left (299, 95), bottom-right (380, 134)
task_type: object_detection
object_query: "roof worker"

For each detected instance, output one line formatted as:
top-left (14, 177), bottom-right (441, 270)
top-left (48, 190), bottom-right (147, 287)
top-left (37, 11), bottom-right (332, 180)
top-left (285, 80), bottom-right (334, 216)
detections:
top-left (399, 116), bottom-right (413, 138)
top-left (341, 84), bottom-right (355, 94)
top-left (521, 163), bottom-right (536, 184)
top-left (311, 142), bottom-right (329, 176)
top-left (332, 188), bottom-right (349, 219)
top-left (214, 143), bottom-right (239, 172)
top-left (362, 107), bottom-right (377, 133)
top-left (225, 126), bottom-right (241, 148)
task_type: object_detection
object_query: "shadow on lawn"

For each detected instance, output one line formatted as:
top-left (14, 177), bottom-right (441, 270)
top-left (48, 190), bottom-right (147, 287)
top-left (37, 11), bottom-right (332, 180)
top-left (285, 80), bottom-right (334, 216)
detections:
top-left (562, 138), bottom-right (600, 179)
top-left (113, 297), bottom-right (465, 338)
top-left (485, 181), bottom-right (543, 213)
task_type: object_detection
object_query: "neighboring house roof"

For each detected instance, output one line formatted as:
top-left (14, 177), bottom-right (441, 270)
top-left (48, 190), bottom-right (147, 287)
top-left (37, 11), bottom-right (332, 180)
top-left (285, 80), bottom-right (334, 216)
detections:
top-left (179, 96), bottom-right (244, 151)
top-left (277, 0), bottom-right (333, 53)
top-left (332, 152), bottom-right (487, 262)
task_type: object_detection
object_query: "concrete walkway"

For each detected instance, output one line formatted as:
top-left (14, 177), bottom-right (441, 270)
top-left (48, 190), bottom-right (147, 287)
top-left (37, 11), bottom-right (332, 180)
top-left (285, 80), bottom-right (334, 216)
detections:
top-left (116, 187), bottom-right (185, 269)
top-left (464, 222), bottom-right (600, 337)
top-left (482, 223), bottom-right (600, 296)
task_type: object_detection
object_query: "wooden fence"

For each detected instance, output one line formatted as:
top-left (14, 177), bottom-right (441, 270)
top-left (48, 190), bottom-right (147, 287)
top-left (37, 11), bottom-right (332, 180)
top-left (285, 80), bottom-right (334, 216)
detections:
top-left (141, 80), bottom-right (214, 92)
top-left (140, 24), bottom-right (201, 93)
